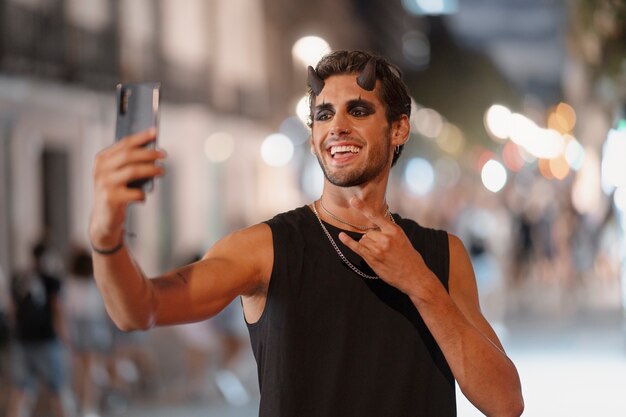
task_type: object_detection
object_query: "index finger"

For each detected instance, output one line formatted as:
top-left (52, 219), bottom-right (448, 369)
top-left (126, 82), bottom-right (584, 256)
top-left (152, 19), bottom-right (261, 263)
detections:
top-left (349, 196), bottom-right (394, 231)
top-left (118, 127), bottom-right (158, 148)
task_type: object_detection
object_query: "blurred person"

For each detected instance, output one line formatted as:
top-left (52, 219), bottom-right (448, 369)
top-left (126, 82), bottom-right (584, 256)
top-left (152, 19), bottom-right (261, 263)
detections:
top-left (89, 50), bottom-right (523, 416)
top-left (174, 299), bottom-right (250, 405)
top-left (7, 242), bottom-right (73, 417)
top-left (104, 322), bottom-right (158, 407)
top-left (65, 247), bottom-right (112, 417)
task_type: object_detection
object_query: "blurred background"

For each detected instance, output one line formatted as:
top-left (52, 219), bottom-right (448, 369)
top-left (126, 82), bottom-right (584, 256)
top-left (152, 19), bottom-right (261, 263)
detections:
top-left (0, 0), bottom-right (625, 416)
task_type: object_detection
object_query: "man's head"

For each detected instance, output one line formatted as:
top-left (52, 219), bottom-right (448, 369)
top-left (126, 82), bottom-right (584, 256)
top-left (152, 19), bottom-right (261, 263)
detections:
top-left (307, 50), bottom-right (411, 167)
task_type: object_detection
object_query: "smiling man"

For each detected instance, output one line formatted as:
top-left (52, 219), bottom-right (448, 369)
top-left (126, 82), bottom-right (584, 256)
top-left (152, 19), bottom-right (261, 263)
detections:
top-left (89, 50), bottom-right (523, 416)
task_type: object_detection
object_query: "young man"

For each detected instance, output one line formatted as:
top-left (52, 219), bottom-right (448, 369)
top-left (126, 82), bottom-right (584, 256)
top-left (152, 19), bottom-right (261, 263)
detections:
top-left (90, 50), bottom-right (523, 416)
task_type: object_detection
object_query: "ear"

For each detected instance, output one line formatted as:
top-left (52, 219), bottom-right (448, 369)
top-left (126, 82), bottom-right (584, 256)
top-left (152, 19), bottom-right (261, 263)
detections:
top-left (391, 114), bottom-right (410, 147)
top-left (309, 135), bottom-right (316, 155)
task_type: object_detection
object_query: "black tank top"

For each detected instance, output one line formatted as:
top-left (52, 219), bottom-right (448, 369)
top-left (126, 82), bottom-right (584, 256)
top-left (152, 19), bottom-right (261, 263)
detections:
top-left (247, 205), bottom-right (455, 417)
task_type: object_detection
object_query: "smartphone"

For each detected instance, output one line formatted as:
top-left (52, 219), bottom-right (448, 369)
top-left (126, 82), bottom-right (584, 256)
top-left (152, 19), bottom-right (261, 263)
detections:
top-left (115, 82), bottom-right (161, 191)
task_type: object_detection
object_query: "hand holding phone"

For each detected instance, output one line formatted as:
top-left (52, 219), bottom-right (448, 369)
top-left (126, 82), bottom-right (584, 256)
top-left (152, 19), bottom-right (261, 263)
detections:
top-left (115, 82), bottom-right (161, 191)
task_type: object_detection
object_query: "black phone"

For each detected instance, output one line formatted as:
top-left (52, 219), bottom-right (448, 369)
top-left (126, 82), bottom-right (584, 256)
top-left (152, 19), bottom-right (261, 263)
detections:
top-left (115, 82), bottom-right (161, 191)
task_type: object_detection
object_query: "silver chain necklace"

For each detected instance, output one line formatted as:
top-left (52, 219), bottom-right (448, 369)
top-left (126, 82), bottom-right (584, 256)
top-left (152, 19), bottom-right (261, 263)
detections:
top-left (311, 200), bottom-right (395, 280)
top-left (319, 198), bottom-right (384, 231)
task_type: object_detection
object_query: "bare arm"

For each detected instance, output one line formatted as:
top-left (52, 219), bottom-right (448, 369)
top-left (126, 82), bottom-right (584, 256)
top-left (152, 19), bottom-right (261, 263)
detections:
top-left (89, 129), bottom-right (271, 331)
top-left (339, 197), bottom-right (523, 417)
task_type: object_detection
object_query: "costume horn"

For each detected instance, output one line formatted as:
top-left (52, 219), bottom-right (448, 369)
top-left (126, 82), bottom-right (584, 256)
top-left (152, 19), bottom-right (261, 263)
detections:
top-left (307, 66), bottom-right (325, 95)
top-left (356, 58), bottom-right (377, 91)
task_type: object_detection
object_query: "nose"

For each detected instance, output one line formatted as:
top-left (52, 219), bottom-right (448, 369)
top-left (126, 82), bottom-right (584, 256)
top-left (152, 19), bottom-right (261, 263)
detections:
top-left (328, 113), bottom-right (351, 137)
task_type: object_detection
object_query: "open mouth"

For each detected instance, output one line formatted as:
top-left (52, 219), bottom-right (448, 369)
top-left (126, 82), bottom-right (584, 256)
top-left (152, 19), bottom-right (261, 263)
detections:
top-left (329, 145), bottom-right (361, 159)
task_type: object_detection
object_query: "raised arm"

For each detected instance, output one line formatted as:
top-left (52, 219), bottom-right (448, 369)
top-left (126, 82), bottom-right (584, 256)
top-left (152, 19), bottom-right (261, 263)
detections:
top-left (89, 129), bottom-right (271, 331)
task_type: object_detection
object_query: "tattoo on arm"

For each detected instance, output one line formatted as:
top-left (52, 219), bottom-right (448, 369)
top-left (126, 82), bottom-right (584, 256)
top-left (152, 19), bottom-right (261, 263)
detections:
top-left (176, 272), bottom-right (188, 284)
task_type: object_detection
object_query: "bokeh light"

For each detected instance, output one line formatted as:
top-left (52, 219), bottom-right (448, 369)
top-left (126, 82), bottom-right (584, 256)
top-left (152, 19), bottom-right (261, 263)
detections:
top-left (564, 136), bottom-right (585, 171)
top-left (481, 159), bottom-right (507, 193)
top-left (413, 107), bottom-right (443, 139)
top-left (549, 155), bottom-right (571, 180)
top-left (547, 102), bottom-right (576, 133)
top-left (292, 36), bottom-right (331, 67)
top-left (436, 123), bottom-right (465, 155)
top-left (404, 157), bottom-right (435, 196)
top-left (295, 95), bottom-right (310, 127)
top-left (261, 133), bottom-right (294, 167)
top-left (204, 132), bottom-right (235, 163)
top-left (614, 186), bottom-right (626, 212)
top-left (601, 128), bottom-right (626, 192)
top-left (484, 104), bottom-right (512, 140)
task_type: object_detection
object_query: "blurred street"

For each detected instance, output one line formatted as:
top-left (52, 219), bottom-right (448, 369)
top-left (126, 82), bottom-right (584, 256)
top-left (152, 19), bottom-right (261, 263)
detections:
top-left (103, 307), bottom-right (626, 417)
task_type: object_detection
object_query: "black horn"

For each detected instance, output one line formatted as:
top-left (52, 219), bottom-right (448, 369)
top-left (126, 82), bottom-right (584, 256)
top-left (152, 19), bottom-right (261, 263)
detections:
top-left (307, 66), bottom-right (325, 95)
top-left (356, 58), bottom-right (377, 91)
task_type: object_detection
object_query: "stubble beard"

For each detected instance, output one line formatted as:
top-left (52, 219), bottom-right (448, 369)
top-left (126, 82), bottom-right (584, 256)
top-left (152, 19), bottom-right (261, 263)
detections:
top-left (315, 130), bottom-right (392, 188)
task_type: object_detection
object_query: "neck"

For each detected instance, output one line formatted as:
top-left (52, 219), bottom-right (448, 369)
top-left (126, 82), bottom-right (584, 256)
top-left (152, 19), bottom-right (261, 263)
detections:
top-left (318, 184), bottom-right (389, 231)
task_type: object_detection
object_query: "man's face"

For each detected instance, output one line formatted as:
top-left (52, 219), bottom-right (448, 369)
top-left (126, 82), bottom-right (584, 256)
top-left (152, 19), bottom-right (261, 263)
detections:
top-left (310, 74), bottom-right (394, 188)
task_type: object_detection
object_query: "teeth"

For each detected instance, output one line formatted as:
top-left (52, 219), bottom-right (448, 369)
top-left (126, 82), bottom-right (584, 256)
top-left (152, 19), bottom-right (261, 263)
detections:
top-left (330, 145), bottom-right (360, 156)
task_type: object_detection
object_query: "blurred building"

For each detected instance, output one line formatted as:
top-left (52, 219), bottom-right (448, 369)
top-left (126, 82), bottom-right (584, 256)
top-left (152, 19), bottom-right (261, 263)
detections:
top-left (0, 0), bottom-right (624, 319)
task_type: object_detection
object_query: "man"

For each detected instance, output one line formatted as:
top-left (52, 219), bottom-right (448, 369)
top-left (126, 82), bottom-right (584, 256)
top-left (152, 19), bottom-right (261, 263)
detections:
top-left (90, 50), bottom-right (523, 416)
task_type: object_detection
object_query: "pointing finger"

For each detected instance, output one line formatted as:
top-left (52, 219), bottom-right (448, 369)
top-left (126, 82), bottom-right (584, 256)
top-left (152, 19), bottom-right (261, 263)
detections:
top-left (338, 232), bottom-right (367, 258)
top-left (349, 196), bottom-right (394, 231)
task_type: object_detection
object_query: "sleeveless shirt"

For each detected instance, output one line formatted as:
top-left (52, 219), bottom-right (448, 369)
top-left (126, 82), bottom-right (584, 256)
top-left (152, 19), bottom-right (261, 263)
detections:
top-left (247, 205), bottom-right (456, 417)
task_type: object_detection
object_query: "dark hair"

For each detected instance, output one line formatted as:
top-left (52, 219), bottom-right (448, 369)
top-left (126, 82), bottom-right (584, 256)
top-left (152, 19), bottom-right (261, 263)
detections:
top-left (70, 249), bottom-right (93, 279)
top-left (307, 50), bottom-right (412, 166)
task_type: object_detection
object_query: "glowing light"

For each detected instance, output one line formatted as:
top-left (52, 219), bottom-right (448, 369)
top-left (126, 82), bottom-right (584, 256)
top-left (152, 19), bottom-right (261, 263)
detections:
top-left (502, 141), bottom-right (525, 172)
top-left (547, 102), bottom-right (576, 133)
top-left (476, 148), bottom-right (496, 172)
top-left (261, 133), bottom-right (294, 167)
top-left (484, 104), bottom-right (512, 140)
top-left (539, 159), bottom-right (554, 180)
top-left (564, 136), bottom-right (585, 171)
top-left (549, 156), bottom-right (570, 180)
top-left (414, 107), bottom-right (443, 139)
top-left (204, 132), bottom-right (234, 163)
top-left (572, 149), bottom-right (602, 215)
top-left (295, 95), bottom-right (311, 127)
top-left (615, 187), bottom-right (626, 212)
top-left (301, 157), bottom-right (324, 199)
top-left (508, 113), bottom-right (535, 147)
top-left (527, 129), bottom-right (565, 159)
top-left (508, 111), bottom-right (565, 159)
top-left (402, 0), bottom-right (458, 15)
top-left (404, 157), bottom-right (435, 196)
top-left (292, 36), bottom-right (331, 67)
top-left (601, 128), bottom-right (626, 191)
top-left (481, 159), bottom-right (507, 193)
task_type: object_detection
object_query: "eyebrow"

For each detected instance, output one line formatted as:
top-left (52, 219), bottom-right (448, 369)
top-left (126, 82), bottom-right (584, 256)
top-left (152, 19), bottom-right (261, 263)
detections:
top-left (346, 98), bottom-right (375, 110)
top-left (314, 102), bottom-right (335, 113)
top-left (314, 97), bottom-right (376, 112)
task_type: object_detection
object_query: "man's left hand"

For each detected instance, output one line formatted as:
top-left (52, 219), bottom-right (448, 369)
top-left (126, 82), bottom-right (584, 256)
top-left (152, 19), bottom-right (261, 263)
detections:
top-left (337, 197), bottom-right (432, 295)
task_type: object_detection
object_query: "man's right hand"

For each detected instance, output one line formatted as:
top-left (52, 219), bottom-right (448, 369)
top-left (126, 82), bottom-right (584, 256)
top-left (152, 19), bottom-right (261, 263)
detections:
top-left (89, 128), bottom-right (166, 248)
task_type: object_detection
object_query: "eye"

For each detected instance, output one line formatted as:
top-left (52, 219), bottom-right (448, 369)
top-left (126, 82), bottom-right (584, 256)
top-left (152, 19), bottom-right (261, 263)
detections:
top-left (350, 107), bottom-right (369, 117)
top-left (350, 106), bottom-right (372, 117)
top-left (315, 110), bottom-right (333, 121)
